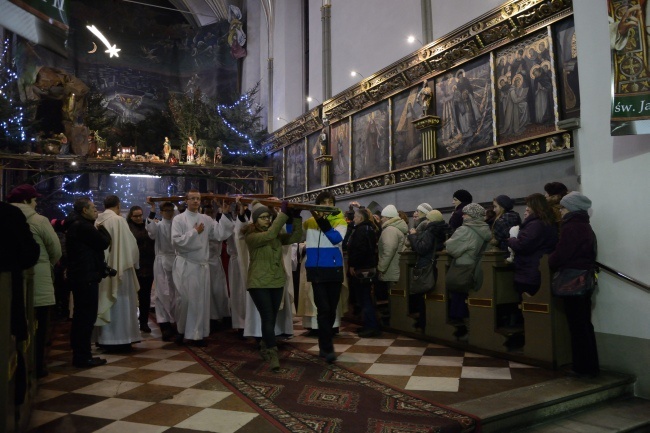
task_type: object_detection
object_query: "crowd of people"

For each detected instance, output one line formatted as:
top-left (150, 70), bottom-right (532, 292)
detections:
top-left (3, 180), bottom-right (599, 378)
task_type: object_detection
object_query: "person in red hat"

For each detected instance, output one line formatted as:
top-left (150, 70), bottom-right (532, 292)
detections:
top-left (8, 184), bottom-right (62, 377)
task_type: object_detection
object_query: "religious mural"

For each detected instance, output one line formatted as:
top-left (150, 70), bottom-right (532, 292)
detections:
top-left (495, 32), bottom-right (557, 144)
top-left (272, 150), bottom-right (283, 197)
top-left (435, 56), bottom-right (493, 158)
top-left (555, 18), bottom-right (580, 119)
top-left (352, 101), bottom-right (389, 179)
top-left (392, 87), bottom-right (422, 169)
top-left (330, 119), bottom-right (350, 186)
top-left (307, 132), bottom-right (322, 191)
top-left (285, 140), bottom-right (306, 197)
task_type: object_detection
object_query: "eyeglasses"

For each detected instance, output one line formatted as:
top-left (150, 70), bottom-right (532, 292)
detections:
top-left (258, 215), bottom-right (271, 221)
top-left (131, 214), bottom-right (143, 218)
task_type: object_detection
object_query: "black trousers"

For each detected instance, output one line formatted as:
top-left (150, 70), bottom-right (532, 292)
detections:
top-left (248, 287), bottom-right (284, 349)
top-left (34, 305), bottom-right (50, 374)
top-left (564, 293), bottom-right (599, 375)
top-left (137, 275), bottom-right (154, 326)
top-left (312, 281), bottom-right (342, 354)
top-left (70, 280), bottom-right (99, 362)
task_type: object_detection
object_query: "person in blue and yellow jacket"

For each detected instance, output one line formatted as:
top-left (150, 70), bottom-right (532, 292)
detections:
top-left (303, 191), bottom-right (347, 363)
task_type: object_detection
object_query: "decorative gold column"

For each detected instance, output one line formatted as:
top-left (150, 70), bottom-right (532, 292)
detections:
top-left (316, 155), bottom-right (332, 187)
top-left (265, 175), bottom-right (274, 196)
top-left (412, 116), bottom-right (441, 161)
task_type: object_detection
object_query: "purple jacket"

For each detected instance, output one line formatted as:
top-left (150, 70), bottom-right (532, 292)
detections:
top-left (548, 211), bottom-right (596, 272)
top-left (507, 215), bottom-right (557, 285)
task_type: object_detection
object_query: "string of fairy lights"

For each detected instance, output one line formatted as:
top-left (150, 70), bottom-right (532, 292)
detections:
top-left (215, 93), bottom-right (263, 156)
top-left (0, 39), bottom-right (26, 143)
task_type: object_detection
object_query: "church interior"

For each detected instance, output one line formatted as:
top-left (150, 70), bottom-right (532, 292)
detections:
top-left (2, 0), bottom-right (650, 432)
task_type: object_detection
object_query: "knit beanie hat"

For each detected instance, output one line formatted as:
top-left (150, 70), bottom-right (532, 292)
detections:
top-left (544, 182), bottom-right (568, 197)
top-left (453, 189), bottom-right (473, 203)
top-left (495, 194), bottom-right (514, 211)
top-left (426, 209), bottom-right (444, 222)
top-left (417, 203), bottom-right (433, 214)
top-left (381, 204), bottom-right (399, 218)
top-left (7, 184), bottom-right (42, 203)
top-left (251, 200), bottom-right (270, 223)
top-left (462, 203), bottom-right (486, 219)
top-left (560, 191), bottom-right (591, 212)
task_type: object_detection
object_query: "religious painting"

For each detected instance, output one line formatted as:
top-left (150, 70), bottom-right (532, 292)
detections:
top-left (495, 32), bottom-right (557, 144)
top-left (285, 141), bottom-right (306, 197)
top-left (435, 55), bottom-right (494, 158)
top-left (555, 18), bottom-right (580, 119)
top-left (352, 101), bottom-right (389, 180)
top-left (330, 119), bottom-right (350, 185)
top-left (271, 150), bottom-right (283, 197)
top-left (307, 131), bottom-right (322, 191)
top-left (607, 0), bottom-right (650, 135)
top-left (392, 87), bottom-right (422, 169)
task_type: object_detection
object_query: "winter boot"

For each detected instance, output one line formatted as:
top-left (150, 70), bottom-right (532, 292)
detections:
top-left (268, 346), bottom-right (280, 372)
top-left (259, 341), bottom-right (270, 361)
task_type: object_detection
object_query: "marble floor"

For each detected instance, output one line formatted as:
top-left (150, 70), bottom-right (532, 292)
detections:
top-left (28, 316), bottom-right (565, 433)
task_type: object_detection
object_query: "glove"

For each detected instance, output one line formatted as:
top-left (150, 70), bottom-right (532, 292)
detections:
top-left (280, 200), bottom-right (290, 215)
top-left (315, 215), bottom-right (332, 232)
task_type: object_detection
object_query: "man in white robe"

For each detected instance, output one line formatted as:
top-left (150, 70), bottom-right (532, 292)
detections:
top-left (203, 203), bottom-right (231, 325)
top-left (94, 195), bottom-right (141, 350)
top-left (172, 190), bottom-right (233, 346)
top-left (145, 199), bottom-right (177, 341)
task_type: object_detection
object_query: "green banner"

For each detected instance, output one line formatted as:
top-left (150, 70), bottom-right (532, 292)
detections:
top-left (612, 94), bottom-right (650, 120)
top-left (10, 0), bottom-right (68, 27)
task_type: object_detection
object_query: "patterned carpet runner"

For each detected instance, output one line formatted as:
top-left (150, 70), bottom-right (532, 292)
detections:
top-left (187, 330), bottom-right (478, 433)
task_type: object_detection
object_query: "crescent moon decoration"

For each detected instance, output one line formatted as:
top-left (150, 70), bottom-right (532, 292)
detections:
top-left (88, 42), bottom-right (97, 54)
top-left (86, 25), bottom-right (121, 58)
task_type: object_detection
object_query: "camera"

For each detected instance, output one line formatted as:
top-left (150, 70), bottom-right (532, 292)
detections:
top-left (102, 264), bottom-right (118, 278)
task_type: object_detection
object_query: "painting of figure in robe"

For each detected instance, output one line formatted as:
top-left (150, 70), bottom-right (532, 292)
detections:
top-left (307, 131), bottom-right (322, 191)
top-left (285, 140), bottom-right (305, 197)
top-left (392, 87), bottom-right (422, 169)
top-left (496, 32), bottom-right (557, 144)
top-left (555, 17), bottom-right (580, 119)
top-left (352, 101), bottom-right (389, 179)
top-left (330, 119), bottom-right (350, 185)
top-left (435, 56), bottom-right (493, 158)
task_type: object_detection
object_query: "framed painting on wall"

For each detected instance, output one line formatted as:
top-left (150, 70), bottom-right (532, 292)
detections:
top-left (435, 55), bottom-right (494, 158)
top-left (330, 119), bottom-right (350, 185)
top-left (285, 140), bottom-right (305, 197)
top-left (271, 150), bottom-right (283, 198)
top-left (352, 101), bottom-right (389, 179)
top-left (392, 87), bottom-right (422, 169)
top-left (495, 31), bottom-right (557, 144)
top-left (554, 17), bottom-right (580, 119)
top-left (307, 131), bottom-right (322, 191)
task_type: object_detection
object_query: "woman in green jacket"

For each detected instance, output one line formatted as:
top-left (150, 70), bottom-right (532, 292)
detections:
top-left (242, 200), bottom-right (302, 371)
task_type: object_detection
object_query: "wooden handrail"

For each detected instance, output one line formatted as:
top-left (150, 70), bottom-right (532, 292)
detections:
top-left (596, 261), bottom-right (650, 292)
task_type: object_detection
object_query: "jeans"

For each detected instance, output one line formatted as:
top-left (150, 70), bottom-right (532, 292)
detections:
top-left (564, 293), bottom-right (599, 375)
top-left (248, 287), bottom-right (284, 349)
top-left (352, 277), bottom-right (379, 330)
top-left (312, 281), bottom-right (342, 354)
top-left (70, 280), bottom-right (99, 362)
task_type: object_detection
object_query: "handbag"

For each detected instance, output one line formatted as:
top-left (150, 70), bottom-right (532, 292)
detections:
top-left (354, 267), bottom-right (377, 284)
top-left (409, 261), bottom-right (436, 294)
top-left (551, 268), bottom-right (596, 297)
top-left (445, 259), bottom-right (476, 293)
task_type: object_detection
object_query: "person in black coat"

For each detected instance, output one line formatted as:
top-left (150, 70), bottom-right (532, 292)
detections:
top-left (127, 205), bottom-right (156, 333)
top-left (449, 189), bottom-right (472, 234)
top-left (65, 197), bottom-right (112, 368)
top-left (346, 208), bottom-right (381, 337)
top-left (549, 192), bottom-right (599, 377)
top-left (407, 210), bottom-right (448, 331)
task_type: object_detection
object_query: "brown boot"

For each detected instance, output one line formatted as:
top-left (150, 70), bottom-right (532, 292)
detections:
top-left (268, 346), bottom-right (280, 372)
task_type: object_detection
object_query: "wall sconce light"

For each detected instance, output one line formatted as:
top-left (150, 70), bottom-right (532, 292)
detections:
top-left (407, 35), bottom-right (423, 45)
top-left (307, 96), bottom-right (321, 104)
top-left (350, 70), bottom-right (364, 79)
top-left (277, 116), bottom-right (288, 123)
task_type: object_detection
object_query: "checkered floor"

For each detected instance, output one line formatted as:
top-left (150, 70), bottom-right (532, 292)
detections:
top-left (28, 317), bottom-right (563, 432)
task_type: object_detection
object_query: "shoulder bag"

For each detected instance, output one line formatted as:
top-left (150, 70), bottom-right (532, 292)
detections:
top-left (445, 227), bottom-right (488, 293)
top-left (551, 268), bottom-right (596, 296)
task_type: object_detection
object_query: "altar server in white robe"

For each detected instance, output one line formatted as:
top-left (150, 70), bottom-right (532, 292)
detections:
top-left (202, 203), bottom-right (231, 323)
top-left (145, 199), bottom-right (177, 341)
top-left (172, 190), bottom-right (233, 346)
top-left (94, 195), bottom-right (141, 349)
top-left (242, 204), bottom-right (298, 338)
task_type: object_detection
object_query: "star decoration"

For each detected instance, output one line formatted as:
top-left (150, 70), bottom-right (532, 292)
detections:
top-left (86, 25), bottom-right (121, 58)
